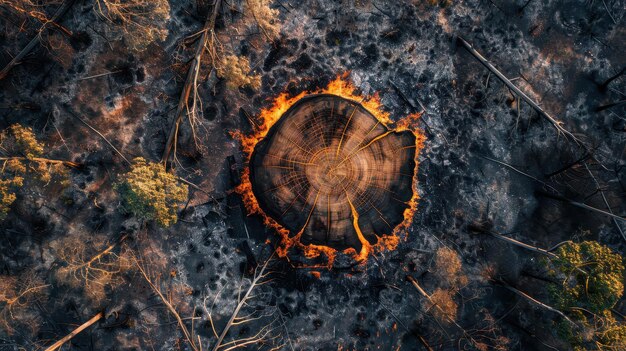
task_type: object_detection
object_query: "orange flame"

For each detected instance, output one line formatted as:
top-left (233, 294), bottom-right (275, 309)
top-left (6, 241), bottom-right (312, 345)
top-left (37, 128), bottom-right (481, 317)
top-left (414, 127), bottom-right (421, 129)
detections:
top-left (233, 73), bottom-right (425, 268)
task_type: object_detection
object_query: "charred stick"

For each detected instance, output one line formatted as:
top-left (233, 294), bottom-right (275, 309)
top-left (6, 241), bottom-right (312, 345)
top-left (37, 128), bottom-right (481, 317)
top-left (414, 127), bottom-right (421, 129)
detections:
top-left (468, 224), bottom-right (557, 258)
top-left (66, 108), bottom-right (131, 165)
top-left (535, 190), bottom-right (626, 223)
top-left (44, 311), bottom-right (104, 351)
top-left (596, 99), bottom-right (626, 112)
top-left (544, 153), bottom-right (591, 178)
top-left (495, 280), bottom-right (578, 327)
top-left (478, 155), bottom-right (559, 194)
top-left (583, 162), bottom-right (626, 241)
top-left (478, 155), bottom-right (624, 222)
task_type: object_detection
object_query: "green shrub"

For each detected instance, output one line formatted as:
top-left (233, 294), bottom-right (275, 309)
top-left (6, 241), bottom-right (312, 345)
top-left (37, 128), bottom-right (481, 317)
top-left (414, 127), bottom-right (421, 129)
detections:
top-left (116, 158), bottom-right (188, 227)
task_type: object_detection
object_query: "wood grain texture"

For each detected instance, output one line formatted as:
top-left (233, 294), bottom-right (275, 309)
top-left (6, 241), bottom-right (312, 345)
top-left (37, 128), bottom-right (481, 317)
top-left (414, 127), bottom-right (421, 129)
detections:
top-left (250, 94), bottom-right (416, 252)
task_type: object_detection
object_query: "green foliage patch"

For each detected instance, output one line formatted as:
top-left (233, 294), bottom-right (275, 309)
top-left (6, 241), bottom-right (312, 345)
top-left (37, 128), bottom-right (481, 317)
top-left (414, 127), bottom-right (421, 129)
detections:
top-left (116, 158), bottom-right (188, 227)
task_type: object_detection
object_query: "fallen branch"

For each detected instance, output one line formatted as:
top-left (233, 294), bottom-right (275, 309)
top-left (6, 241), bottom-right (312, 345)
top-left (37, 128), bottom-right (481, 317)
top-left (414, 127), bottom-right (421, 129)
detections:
top-left (536, 190), bottom-right (626, 223)
top-left (495, 280), bottom-right (578, 327)
top-left (0, 156), bottom-right (80, 168)
top-left (544, 153), bottom-right (591, 178)
top-left (584, 162), bottom-right (626, 242)
top-left (407, 276), bottom-right (462, 329)
top-left (134, 256), bottom-right (201, 351)
top-left (211, 252), bottom-right (274, 351)
top-left (457, 36), bottom-right (583, 145)
top-left (162, 0), bottom-right (222, 164)
top-left (44, 311), bottom-right (103, 351)
top-left (468, 224), bottom-right (557, 258)
top-left (66, 108), bottom-right (131, 165)
top-left (601, 0), bottom-right (617, 24)
top-left (0, 0), bottom-right (77, 80)
top-left (478, 154), bottom-right (626, 222)
top-left (478, 155), bottom-right (559, 193)
top-left (596, 99), bottom-right (626, 112)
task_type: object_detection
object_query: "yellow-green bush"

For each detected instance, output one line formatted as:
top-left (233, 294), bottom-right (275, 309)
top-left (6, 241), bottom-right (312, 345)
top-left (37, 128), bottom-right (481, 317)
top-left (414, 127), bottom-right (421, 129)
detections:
top-left (116, 158), bottom-right (188, 227)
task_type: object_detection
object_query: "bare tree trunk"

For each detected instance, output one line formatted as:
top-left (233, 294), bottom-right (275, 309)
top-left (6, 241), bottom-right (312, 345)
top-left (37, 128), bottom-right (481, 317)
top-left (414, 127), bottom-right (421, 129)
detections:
top-left (44, 311), bottom-right (103, 351)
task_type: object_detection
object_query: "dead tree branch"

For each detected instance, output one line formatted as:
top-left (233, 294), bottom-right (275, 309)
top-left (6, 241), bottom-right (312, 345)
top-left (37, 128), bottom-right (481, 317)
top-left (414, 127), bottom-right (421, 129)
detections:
top-left (0, 0), bottom-right (77, 80)
top-left (468, 224), bottom-right (558, 258)
top-left (44, 311), bottom-right (103, 351)
top-left (66, 108), bottom-right (131, 165)
top-left (134, 255), bottom-right (201, 351)
top-left (583, 162), bottom-right (626, 241)
top-left (495, 280), bottom-right (578, 328)
top-left (478, 154), bottom-right (626, 222)
top-left (211, 252), bottom-right (274, 351)
top-left (457, 36), bottom-right (584, 146)
top-left (162, 0), bottom-right (222, 164)
top-left (536, 189), bottom-right (626, 223)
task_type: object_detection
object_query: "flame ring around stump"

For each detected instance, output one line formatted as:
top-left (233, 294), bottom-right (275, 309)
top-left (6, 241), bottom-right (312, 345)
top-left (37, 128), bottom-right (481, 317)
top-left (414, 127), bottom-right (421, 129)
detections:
top-left (249, 94), bottom-right (418, 255)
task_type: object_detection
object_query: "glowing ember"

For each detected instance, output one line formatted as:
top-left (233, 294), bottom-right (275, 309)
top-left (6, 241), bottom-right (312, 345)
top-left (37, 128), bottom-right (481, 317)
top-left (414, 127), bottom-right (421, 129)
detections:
top-left (233, 74), bottom-right (425, 267)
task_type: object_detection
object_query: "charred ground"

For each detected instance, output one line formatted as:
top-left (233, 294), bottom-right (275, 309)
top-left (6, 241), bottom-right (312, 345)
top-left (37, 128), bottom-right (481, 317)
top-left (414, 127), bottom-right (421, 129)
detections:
top-left (0, 0), bottom-right (624, 350)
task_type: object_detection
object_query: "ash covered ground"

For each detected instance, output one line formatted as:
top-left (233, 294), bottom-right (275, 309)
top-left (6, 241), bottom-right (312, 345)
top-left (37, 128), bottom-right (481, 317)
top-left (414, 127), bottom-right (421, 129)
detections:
top-left (0, 0), bottom-right (625, 350)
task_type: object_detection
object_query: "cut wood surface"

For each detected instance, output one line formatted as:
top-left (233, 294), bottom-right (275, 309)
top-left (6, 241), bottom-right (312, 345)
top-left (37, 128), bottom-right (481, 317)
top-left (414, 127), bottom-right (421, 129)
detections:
top-left (250, 94), bottom-right (416, 252)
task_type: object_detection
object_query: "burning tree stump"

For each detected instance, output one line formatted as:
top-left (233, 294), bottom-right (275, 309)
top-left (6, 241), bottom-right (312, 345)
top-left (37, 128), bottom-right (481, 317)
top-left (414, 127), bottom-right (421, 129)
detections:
top-left (249, 94), bottom-right (417, 254)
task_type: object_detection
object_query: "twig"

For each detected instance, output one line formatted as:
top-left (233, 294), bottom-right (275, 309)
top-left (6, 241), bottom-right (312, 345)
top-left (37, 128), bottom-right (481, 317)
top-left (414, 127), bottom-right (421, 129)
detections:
top-left (601, 0), bottom-right (617, 25)
top-left (478, 154), bottom-right (625, 222)
top-left (536, 190), bottom-right (626, 223)
top-left (478, 154), bottom-right (560, 193)
top-left (76, 70), bottom-right (123, 81)
top-left (66, 109), bottom-right (131, 165)
top-left (495, 281), bottom-right (578, 327)
top-left (457, 36), bottom-right (584, 146)
top-left (469, 225), bottom-right (557, 258)
top-left (211, 252), bottom-right (274, 351)
top-left (135, 256), bottom-right (200, 351)
top-left (0, 0), bottom-right (77, 80)
top-left (544, 153), bottom-right (591, 178)
top-left (583, 162), bottom-right (626, 241)
top-left (44, 311), bottom-right (103, 351)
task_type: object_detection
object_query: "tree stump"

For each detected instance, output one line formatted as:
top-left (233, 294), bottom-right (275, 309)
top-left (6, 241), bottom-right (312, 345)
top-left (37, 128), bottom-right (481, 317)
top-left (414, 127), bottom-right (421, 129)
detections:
top-left (250, 94), bottom-right (417, 253)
